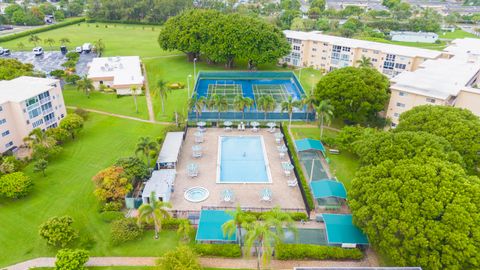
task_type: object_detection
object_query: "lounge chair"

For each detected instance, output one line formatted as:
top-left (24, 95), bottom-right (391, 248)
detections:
top-left (279, 152), bottom-right (286, 159)
top-left (237, 124), bottom-right (242, 131)
top-left (224, 126), bottom-right (232, 132)
top-left (252, 126), bottom-right (259, 132)
top-left (287, 179), bottom-right (297, 187)
top-left (241, 123), bottom-right (246, 131)
top-left (284, 170), bottom-right (291, 177)
top-left (260, 188), bottom-right (272, 202)
top-left (221, 189), bottom-right (234, 203)
top-left (268, 127), bottom-right (276, 133)
top-left (192, 151), bottom-right (202, 158)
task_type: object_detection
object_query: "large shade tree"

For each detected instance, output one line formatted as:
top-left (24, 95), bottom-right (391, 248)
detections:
top-left (314, 67), bottom-right (390, 124)
top-left (350, 157), bottom-right (480, 270)
top-left (395, 105), bottom-right (480, 172)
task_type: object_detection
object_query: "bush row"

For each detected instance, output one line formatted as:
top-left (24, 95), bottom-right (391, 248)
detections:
top-left (163, 218), bottom-right (189, 230)
top-left (0, 17), bottom-right (86, 43)
top-left (247, 211), bottom-right (308, 221)
top-left (193, 244), bottom-right (242, 258)
top-left (281, 124), bottom-right (315, 210)
top-left (85, 18), bottom-right (161, 26)
top-left (275, 244), bottom-right (364, 260)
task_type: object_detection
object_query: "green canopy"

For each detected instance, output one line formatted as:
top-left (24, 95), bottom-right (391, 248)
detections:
top-left (295, 138), bottom-right (326, 154)
top-left (195, 210), bottom-right (236, 242)
top-left (323, 214), bottom-right (369, 245)
top-left (310, 180), bottom-right (347, 199)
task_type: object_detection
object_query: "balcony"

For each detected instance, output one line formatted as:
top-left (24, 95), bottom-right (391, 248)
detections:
top-left (39, 96), bottom-right (51, 104)
top-left (42, 107), bottom-right (54, 115)
top-left (44, 118), bottom-right (56, 126)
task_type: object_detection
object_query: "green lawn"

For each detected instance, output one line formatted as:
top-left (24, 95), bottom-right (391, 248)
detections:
top-left (439, 29), bottom-right (480, 40)
top-left (358, 36), bottom-right (447, 51)
top-left (63, 85), bottom-right (150, 120)
top-left (292, 67), bottom-right (323, 95)
top-left (290, 126), bottom-right (359, 190)
top-left (0, 114), bottom-right (181, 268)
top-left (35, 268), bottom-right (249, 270)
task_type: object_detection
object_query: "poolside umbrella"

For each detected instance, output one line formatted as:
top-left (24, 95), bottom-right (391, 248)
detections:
top-left (277, 145), bottom-right (288, 153)
top-left (260, 188), bottom-right (272, 201)
top-left (251, 121), bottom-right (260, 127)
top-left (194, 131), bottom-right (204, 143)
top-left (267, 122), bottom-right (276, 128)
top-left (274, 132), bottom-right (284, 139)
top-left (192, 145), bottom-right (202, 151)
top-left (281, 162), bottom-right (294, 171)
top-left (223, 121), bottom-right (233, 127)
top-left (188, 163), bottom-right (199, 177)
top-left (197, 121), bottom-right (206, 127)
top-left (222, 189), bottom-right (234, 202)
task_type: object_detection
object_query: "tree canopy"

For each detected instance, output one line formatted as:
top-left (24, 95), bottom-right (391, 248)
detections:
top-left (396, 105), bottom-right (480, 173)
top-left (0, 59), bottom-right (34, 80)
top-left (350, 157), bottom-right (480, 269)
top-left (314, 67), bottom-right (390, 124)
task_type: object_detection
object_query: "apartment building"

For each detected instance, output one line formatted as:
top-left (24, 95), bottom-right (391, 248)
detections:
top-left (0, 76), bottom-right (67, 153)
top-left (387, 38), bottom-right (480, 126)
top-left (281, 30), bottom-right (443, 77)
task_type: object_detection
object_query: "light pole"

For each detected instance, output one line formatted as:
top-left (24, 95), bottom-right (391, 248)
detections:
top-left (310, 74), bottom-right (315, 95)
top-left (187, 74), bottom-right (192, 98)
top-left (193, 58), bottom-right (197, 83)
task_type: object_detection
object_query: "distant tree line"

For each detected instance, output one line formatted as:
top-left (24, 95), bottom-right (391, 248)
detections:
top-left (1, 1), bottom-right (83, 26)
top-left (158, 9), bottom-right (290, 69)
top-left (86, 0), bottom-right (191, 24)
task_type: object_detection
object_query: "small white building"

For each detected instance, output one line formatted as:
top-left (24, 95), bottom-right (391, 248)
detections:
top-left (390, 31), bottom-right (439, 43)
top-left (142, 169), bottom-right (176, 203)
top-left (156, 132), bottom-right (185, 169)
top-left (87, 56), bottom-right (144, 95)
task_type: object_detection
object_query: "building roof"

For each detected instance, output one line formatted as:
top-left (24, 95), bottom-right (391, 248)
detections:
top-left (390, 31), bottom-right (438, 38)
top-left (0, 76), bottom-right (58, 104)
top-left (195, 210), bottom-right (237, 242)
top-left (322, 214), bottom-right (369, 245)
top-left (156, 132), bottom-right (185, 164)
top-left (283, 30), bottom-right (443, 59)
top-left (391, 38), bottom-right (480, 99)
top-left (295, 138), bottom-right (326, 153)
top-left (141, 169), bottom-right (176, 198)
top-left (294, 268), bottom-right (422, 270)
top-left (310, 180), bottom-right (347, 199)
top-left (87, 56), bottom-right (144, 86)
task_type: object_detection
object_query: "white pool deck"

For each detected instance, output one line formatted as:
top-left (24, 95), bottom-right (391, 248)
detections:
top-left (170, 128), bottom-right (306, 211)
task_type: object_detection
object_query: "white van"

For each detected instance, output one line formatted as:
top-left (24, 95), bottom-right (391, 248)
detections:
top-left (82, 43), bottom-right (92, 53)
top-left (33, 47), bottom-right (44, 56)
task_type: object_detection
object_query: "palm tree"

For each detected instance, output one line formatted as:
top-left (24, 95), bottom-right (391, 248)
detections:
top-left (28, 35), bottom-right (41, 47)
top-left (206, 94), bottom-right (218, 112)
top-left (261, 207), bottom-right (297, 237)
top-left (222, 205), bottom-right (254, 247)
top-left (44, 38), bottom-right (55, 50)
top-left (94, 38), bottom-right (105, 56)
top-left (23, 128), bottom-right (55, 149)
top-left (356, 56), bottom-right (372, 68)
top-left (76, 75), bottom-right (95, 98)
top-left (316, 100), bottom-right (334, 139)
top-left (177, 219), bottom-right (192, 242)
top-left (281, 96), bottom-right (302, 128)
top-left (131, 86), bottom-right (139, 113)
top-left (59, 37), bottom-right (70, 46)
top-left (302, 95), bottom-right (317, 122)
top-left (233, 95), bottom-right (254, 120)
top-left (135, 137), bottom-right (158, 167)
top-left (137, 192), bottom-right (172, 239)
top-left (17, 42), bottom-right (25, 51)
top-left (244, 219), bottom-right (281, 270)
top-left (156, 79), bottom-right (170, 114)
top-left (215, 95), bottom-right (228, 123)
top-left (192, 96), bottom-right (206, 121)
top-left (256, 95), bottom-right (276, 121)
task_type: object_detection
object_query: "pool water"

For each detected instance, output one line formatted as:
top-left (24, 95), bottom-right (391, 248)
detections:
top-left (217, 136), bottom-right (271, 183)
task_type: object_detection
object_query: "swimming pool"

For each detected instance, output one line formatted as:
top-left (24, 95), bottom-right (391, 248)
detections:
top-left (217, 136), bottom-right (272, 183)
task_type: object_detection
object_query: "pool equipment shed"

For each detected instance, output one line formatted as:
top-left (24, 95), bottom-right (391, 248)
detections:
top-left (156, 132), bottom-right (184, 169)
top-left (310, 179), bottom-right (347, 209)
top-left (195, 210), bottom-right (237, 243)
top-left (141, 169), bottom-right (176, 203)
top-left (322, 214), bottom-right (369, 247)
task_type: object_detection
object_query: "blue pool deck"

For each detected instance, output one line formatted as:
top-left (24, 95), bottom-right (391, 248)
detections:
top-left (216, 135), bottom-right (272, 183)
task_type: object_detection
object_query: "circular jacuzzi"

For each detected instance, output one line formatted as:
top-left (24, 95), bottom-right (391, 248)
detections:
top-left (184, 186), bottom-right (209, 203)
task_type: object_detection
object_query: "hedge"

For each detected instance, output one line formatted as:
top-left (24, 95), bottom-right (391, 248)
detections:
top-left (0, 17), bottom-right (86, 43)
top-left (276, 244), bottom-right (364, 260)
top-left (163, 218), bottom-right (189, 230)
top-left (281, 124), bottom-right (315, 210)
top-left (246, 211), bottom-right (308, 221)
top-left (193, 244), bottom-right (242, 258)
top-left (85, 18), bottom-right (162, 26)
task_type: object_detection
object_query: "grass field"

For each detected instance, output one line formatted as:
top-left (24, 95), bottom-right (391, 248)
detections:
top-left (0, 114), bottom-right (180, 268)
top-left (63, 85), bottom-right (150, 120)
top-left (439, 29), bottom-right (480, 39)
top-left (358, 36), bottom-right (447, 50)
top-left (34, 267), bottom-right (250, 270)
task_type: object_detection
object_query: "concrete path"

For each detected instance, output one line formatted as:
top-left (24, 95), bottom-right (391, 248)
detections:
top-left (141, 63), bottom-right (156, 122)
top-left (66, 106), bottom-right (172, 125)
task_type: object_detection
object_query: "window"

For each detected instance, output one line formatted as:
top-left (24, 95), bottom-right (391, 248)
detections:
top-left (321, 57), bottom-right (326, 60)
top-left (41, 102), bottom-right (52, 112)
top-left (340, 54), bottom-right (350, 61)
top-left (342, 47), bottom-right (351, 52)
top-left (313, 41), bottom-right (318, 44)
top-left (32, 119), bottom-right (44, 128)
top-left (426, 98), bottom-right (436, 103)
top-left (362, 49), bottom-right (368, 52)
top-left (0, 119), bottom-right (6, 125)
top-left (0, 106), bottom-right (2, 112)
top-left (284, 57), bottom-right (291, 62)
top-left (391, 123), bottom-right (397, 128)
top-left (287, 38), bottom-right (292, 43)
top-left (293, 45), bottom-right (301, 51)
top-left (399, 91), bottom-right (407, 96)
top-left (393, 113), bottom-right (400, 118)
top-left (396, 102), bottom-right (406, 108)
top-left (332, 45), bottom-right (341, 52)
top-left (311, 54), bottom-right (316, 58)
top-left (5, 141), bottom-right (13, 148)
top-left (373, 50), bottom-right (380, 54)
top-left (38, 91), bottom-right (50, 100)
top-left (28, 108), bottom-right (41, 119)
top-left (332, 52), bottom-right (340, 60)
top-left (395, 63), bottom-right (406, 69)
top-left (372, 58), bottom-right (378, 62)
top-left (312, 48), bottom-right (317, 52)
top-left (1, 130), bottom-right (9, 137)
top-left (293, 39), bottom-right (302, 44)
top-left (323, 43), bottom-right (328, 46)
top-left (26, 97), bottom-right (38, 107)
top-left (383, 61), bottom-right (394, 70)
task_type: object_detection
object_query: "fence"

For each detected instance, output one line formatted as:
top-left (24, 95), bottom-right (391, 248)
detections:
top-left (188, 111), bottom-right (315, 122)
top-left (201, 206), bottom-right (305, 213)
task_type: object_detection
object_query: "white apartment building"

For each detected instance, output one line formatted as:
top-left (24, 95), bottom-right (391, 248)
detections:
top-left (87, 56), bottom-right (144, 95)
top-left (387, 38), bottom-right (480, 126)
top-left (0, 76), bottom-right (67, 153)
top-left (281, 30), bottom-right (444, 77)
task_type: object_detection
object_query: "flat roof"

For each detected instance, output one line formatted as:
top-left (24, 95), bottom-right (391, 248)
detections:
top-left (391, 38), bottom-right (480, 99)
top-left (295, 138), bottom-right (326, 153)
top-left (156, 132), bottom-right (184, 164)
top-left (141, 169), bottom-right (176, 198)
top-left (294, 268), bottom-right (422, 270)
top-left (310, 180), bottom-right (347, 199)
top-left (87, 56), bottom-right (144, 86)
top-left (0, 76), bottom-right (58, 104)
top-left (323, 214), bottom-right (369, 245)
top-left (195, 210), bottom-right (237, 242)
top-left (284, 30), bottom-right (443, 59)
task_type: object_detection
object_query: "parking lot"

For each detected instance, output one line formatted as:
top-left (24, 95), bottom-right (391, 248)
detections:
top-left (1, 51), bottom-right (96, 75)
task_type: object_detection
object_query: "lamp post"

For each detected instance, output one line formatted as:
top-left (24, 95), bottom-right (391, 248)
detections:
top-left (187, 74), bottom-right (192, 98)
top-left (310, 74), bottom-right (315, 95)
top-left (193, 58), bottom-right (197, 83)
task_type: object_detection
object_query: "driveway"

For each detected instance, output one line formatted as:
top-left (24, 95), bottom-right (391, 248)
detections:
top-left (76, 52), bottom-right (96, 76)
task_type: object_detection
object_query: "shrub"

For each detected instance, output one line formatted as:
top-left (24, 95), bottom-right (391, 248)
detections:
top-left (275, 244), bottom-right (364, 260)
top-left (246, 211), bottom-right (307, 221)
top-left (157, 246), bottom-right (202, 270)
top-left (0, 172), bottom-right (33, 199)
top-left (99, 211), bottom-right (124, 223)
top-left (162, 218), bottom-right (188, 230)
top-left (74, 108), bottom-right (89, 120)
top-left (50, 69), bottom-right (65, 78)
top-left (78, 234), bottom-right (96, 250)
top-left (193, 244), bottom-right (242, 258)
top-left (65, 74), bottom-right (80, 84)
top-left (110, 218), bottom-right (143, 245)
top-left (102, 201), bottom-right (123, 212)
top-left (114, 157), bottom-right (150, 184)
top-left (45, 127), bottom-right (70, 144)
top-left (55, 248), bottom-right (89, 270)
top-left (39, 216), bottom-right (78, 247)
top-left (66, 51), bottom-right (80, 61)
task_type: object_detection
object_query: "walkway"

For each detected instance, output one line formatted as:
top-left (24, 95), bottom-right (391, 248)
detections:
top-left (66, 106), bottom-right (172, 125)
top-left (4, 249), bottom-right (379, 270)
top-left (141, 63), bottom-right (156, 122)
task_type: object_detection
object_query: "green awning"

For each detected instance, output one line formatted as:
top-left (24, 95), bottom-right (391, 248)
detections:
top-left (310, 180), bottom-right (347, 199)
top-left (195, 210), bottom-right (237, 242)
top-left (295, 138), bottom-right (325, 153)
top-left (323, 214), bottom-right (369, 245)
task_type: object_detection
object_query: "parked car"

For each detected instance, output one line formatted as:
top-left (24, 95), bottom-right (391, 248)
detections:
top-left (60, 46), bottom-right (67, 54)
top-left (75, 46), bottom-right (83, 53)
top-left (33, 47), bottom-right (44, 56)
top-left (0, 47), bottom-right (3, 55)
top-left (3, 49), bottom-right (10, 56)
top-left (82, 43), bottom-right (92, 53)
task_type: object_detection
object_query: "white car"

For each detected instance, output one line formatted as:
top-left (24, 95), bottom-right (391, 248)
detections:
top-left (0, 47), bottom-right (3, 55)
top-left (33, 47), bottom-right (44, 56)
top-left (82, 43), bottom-right (92, 53)
top-left (75, 46), bottom-right (83, 53)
